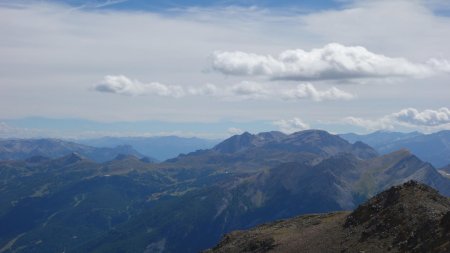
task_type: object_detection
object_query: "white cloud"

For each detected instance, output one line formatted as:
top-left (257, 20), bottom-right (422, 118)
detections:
top-left (224, 81), bottom-right (354, 101)
top-left (212, 51), bottom-right (282, 76)
top-left (273, 118), bottom-right (309, 133)
top-left (93, 77), bottom-right (271, 100)
top-left (426, 58), bottom-right (450, 73)
top-left (282, 83), bottom-right (354, 101)
top-left (227, 127), bottom-right (244, 135)
top-left (210, 81), bottom-right (354, 101)
top-left (212, 43), bottom-right (445, 81)
top-left (187, 81), bottom-right (269, 99)
top-left (344, 107), bottom-right (450, 131)
top-left (392, 107), bottom-right (450, 126)
top-left (94, 75), bottom-right (185, 97)
top-left (94, 76), bottom-right (354, 102)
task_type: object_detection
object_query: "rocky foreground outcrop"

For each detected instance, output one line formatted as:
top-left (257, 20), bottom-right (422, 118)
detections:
top-left (205, 181), bottom-right (450, 253)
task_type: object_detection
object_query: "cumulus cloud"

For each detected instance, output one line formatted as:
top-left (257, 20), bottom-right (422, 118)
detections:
top-left (282, 83), bottom-right (354, 101)
top-left (206, 81), bottom-right (353, 101)
top-left (94, 75), bottom-right (354, 102)
top-left (392, 107), bottom-right (450, 126)
top-left (94, 75), bottom-right (185, 97)
top-left (224, 82), bottom-right (354, 101)
top-left (211, 43), bottom-right (446, 81)
top-left (273, 118), bottom-right (309, 133)
top-left (344, 107), bottom-right (450, 131)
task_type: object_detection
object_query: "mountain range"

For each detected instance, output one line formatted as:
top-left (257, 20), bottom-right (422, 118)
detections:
top-left (166, 130), bottom-right (378, 172)
top-left (77, 136), bottom-right (219, 161)
top-left (0, 130), bottom-right (449, 252)
top-left (340, 130), bottom-right (450, 168)
top-left (0, 138), bottom-right (150, 163)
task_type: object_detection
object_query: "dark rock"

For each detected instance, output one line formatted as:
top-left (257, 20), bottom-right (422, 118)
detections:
top-left (207, 181), bottom-right (450, 253)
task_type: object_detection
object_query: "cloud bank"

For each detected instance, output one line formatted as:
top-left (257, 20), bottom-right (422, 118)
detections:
top-left (94, 75), bottom-right (354, 102)
top-left (345, 107), bottom-right (450, 131)
top-left (212, 43), bottom-right (448, 81)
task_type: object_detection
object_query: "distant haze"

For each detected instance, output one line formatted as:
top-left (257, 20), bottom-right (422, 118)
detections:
top-left (78, 136), bottom-right (220, 161)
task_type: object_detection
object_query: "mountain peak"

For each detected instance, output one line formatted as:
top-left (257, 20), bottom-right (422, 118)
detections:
top-left (59, 152), bottom-right (85, 165)
top-left (201, 129), bottom-right (378, 162)
top-left (342, 180), bottom-right (450, 251)
top-left (207, 181), bottom-right (450, 253)
top-left (256, 131), bottom-right (286, 141)
top-left (289, 129), bottom-right (330, 137)
top-left (352, 140), bottom-right (370, 147)
top-left (213, 129), bottom-right (341, 154)
top-left (345, 180), bottom-right (443, 227)
top-left (281, 129), bottom-right (378, 159)
top-left (213, 132), bottom-right (259, 153)
top-left (390, 148), bottom-right (412, 157)
top-left (285, 129), bottom-right (340, 142)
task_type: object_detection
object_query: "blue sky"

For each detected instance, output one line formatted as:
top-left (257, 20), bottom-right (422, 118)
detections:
top-left (47, 0), bottom-right (344, 11)
top-left (1, 0), bottom-right (450, 139)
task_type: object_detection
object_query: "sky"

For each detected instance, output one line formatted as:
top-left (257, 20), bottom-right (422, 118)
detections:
top-left (1, 0), bottom-right (450, 139)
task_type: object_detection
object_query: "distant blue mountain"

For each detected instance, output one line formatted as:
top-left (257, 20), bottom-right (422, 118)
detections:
top-left (340, 130), bottom-right (450, 168)
top-left (0, 138), bottom-right (146, 162)
top-left (78, 136), bottom-right (220, 161)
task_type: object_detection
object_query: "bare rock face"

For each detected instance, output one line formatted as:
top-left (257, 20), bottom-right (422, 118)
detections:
top-left (343, 180), bottom-right (450, 252)
top-left (206, 181), bottom-right (450, 253)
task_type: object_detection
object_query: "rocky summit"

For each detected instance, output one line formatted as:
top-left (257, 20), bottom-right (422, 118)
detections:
top-left (206, 181), bottom-right (450, 253)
